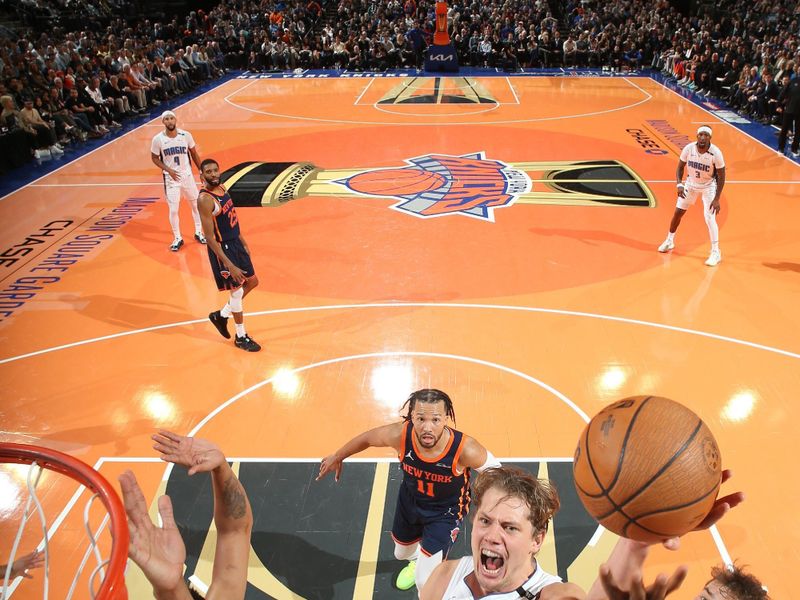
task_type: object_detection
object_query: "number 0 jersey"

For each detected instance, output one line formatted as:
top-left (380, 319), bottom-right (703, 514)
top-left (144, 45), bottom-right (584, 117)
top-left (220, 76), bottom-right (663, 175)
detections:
top-left (202, 186), bottom-right (240, 242)
top-left (398, 422), bottom-right (471, 516)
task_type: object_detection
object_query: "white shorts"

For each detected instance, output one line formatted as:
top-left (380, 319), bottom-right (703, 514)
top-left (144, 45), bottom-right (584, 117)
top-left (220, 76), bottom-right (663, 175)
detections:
top-left (164, 173), bottom-right (200, 205)
top-left (677, 183), bottom-right (716, 211)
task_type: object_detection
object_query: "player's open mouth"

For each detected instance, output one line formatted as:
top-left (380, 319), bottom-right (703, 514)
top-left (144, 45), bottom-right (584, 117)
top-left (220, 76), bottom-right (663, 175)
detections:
top-left (479, 549), bottom-right (505, 576)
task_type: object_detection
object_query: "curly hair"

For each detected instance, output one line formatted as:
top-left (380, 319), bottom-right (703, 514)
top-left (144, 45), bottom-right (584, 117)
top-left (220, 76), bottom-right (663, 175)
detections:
top-left (471, 466), bottom-right (560, 535)
top-left (708, 564), bottom-right (770, 600)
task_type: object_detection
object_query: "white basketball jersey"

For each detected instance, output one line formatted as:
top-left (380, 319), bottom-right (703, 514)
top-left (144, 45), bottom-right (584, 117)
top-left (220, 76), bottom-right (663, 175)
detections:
top-left (680, 142), bottom-right (725, 188)
top-left (441, 557), bottom-right (562, 599)
top-left (151, 129), bottom-right (196, 175)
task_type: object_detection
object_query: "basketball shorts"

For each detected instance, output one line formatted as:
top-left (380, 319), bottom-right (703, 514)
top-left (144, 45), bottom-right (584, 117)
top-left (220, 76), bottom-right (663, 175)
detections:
top-left (207, 237), bottom-right (255, 291)
top-left (163, 173), bottom-right (200, 205)
top-left (677, 182), bottom-right (716, 211)
top-left (391, 485), bottom-right (464, 558)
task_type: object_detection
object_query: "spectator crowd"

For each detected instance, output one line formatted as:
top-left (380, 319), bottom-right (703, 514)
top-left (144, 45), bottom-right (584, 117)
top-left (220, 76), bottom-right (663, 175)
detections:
top-left (1, 0), bottom-right (798, 172)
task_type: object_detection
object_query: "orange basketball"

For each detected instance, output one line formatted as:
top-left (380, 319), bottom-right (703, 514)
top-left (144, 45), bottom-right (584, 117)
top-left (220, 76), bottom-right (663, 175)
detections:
top-left (573, 396), bottom-right (721, 542)
top-left (348, 168), bottom-right (446, 196)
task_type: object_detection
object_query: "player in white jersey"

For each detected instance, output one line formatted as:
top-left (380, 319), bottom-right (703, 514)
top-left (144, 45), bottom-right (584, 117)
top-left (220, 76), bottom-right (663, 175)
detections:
top-left (657, 125), bottom-right (727, 266)
top-left (420, 466), bottom-right (724, 600)
top-left (150, 110), bottom-right (206, 252)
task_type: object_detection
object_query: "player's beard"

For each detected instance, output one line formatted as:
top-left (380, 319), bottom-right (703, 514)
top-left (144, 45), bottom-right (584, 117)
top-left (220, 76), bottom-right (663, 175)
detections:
top-left (165, 123), bottom-right (176, 131)
top-left (205, 177), bottom-right (221, 188)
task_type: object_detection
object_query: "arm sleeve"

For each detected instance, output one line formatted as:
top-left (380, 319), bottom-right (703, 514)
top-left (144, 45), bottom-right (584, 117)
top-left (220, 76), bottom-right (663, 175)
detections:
top-left (474, 450), bottom-right (502, 473)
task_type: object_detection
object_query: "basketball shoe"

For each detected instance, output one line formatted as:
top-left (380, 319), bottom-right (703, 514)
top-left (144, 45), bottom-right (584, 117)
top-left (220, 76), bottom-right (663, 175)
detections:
top-left (705, 249), bottom-right (721, 266)
top-left (657, 238), bottom-right (675, 253)
top-left (209, 311), bottom-right (230, 339)
top-left (194, 232), bottom-right (207, 244)
top-left (235, 335), bottom-right (261, 352)
top-left (170, 238), bottom-right (184, 252)
top-left (396, 560), bottom-right (416, 591)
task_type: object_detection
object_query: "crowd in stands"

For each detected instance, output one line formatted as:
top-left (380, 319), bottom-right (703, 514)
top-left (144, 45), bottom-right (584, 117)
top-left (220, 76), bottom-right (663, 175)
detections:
top-left (1, 0), bottom-right (798, 172)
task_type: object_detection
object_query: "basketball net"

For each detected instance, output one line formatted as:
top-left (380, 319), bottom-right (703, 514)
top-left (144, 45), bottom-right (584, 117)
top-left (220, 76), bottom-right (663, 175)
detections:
top-left (1, 444), bottom-right (128, 599)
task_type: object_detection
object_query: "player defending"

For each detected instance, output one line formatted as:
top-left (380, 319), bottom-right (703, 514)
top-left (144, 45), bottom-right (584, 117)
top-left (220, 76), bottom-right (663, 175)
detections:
top-left (150, 110), bottom-right (206, 252)
top-left (317, 388), bottom-right (501, 592)
top-left (119, 430), bottom-right (253, 600)
top-left (198, 158), bottom-right (261, 352)
top-left (658, 125), bottom-right (726, 266)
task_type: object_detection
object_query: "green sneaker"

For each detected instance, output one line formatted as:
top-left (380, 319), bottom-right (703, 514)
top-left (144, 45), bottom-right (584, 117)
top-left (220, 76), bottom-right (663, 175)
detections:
top-left (395, 560), bottom-right (417, 590)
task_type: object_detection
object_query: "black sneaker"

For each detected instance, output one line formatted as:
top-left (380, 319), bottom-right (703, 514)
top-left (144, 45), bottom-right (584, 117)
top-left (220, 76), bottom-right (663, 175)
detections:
top-left (235, 334), bottom-right (261, 352)
top-left (209, 311), bottom-right (231, 339)
top-left (169, 238), bottom-right (184, 252)
top-left (194, 232), bottom-right (207, 244)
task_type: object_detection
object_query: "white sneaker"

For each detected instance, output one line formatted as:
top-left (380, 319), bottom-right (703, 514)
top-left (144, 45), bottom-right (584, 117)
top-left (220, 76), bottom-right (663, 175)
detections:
top-left (658, 239), bottom-right (675, 253)
top-left (705, 249), bottom-right (721, 266)
top-left (50, 145), bottom-right (64, 155)
top-left (35, 148), bottom-right (51, 159)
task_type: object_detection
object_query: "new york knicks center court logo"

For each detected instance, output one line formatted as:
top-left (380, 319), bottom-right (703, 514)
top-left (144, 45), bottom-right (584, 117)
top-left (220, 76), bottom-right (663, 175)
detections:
top-left (335, 153), bottom-right (529, 221)
top-left (219, 153), bottom-right (655, 220)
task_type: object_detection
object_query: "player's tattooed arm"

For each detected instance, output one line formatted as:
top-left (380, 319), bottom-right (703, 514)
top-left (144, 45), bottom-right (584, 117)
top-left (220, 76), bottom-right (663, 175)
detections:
top-left (219, 467), bottom-right (248, 521)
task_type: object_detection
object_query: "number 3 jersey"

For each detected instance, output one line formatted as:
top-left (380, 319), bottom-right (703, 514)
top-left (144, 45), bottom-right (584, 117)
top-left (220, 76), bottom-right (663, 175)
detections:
top-left (680, 142), bottom-right (725, 188)
top-left (398, 421), bottom-right (471, 515)
top-left (151, 129), bottom-right (196, 177)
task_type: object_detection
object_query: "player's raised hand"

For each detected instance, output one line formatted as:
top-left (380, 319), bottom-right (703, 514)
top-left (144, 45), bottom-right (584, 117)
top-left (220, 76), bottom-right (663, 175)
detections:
top-left (317, 454), bottom-right (344, 482)
top-left (118, 470), bottom-right (186, 592)
top-left (598, 564), bottom-right (688, 600)
top-left (660, 469), bottom-right (743, 551)
top-left (152, 430), bottom-right (226, 475)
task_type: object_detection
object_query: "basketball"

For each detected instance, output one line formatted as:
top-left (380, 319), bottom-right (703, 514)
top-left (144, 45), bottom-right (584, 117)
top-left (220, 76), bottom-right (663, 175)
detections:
top-left (347, 168), bottom-right (447, 196)
top-left (573, 396), bottom-right (721, 543)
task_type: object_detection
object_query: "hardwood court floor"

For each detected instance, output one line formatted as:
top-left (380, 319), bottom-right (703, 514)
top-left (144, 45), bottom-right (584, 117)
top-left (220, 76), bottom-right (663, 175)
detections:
top-left (1, 75), bottom-right (798, 599)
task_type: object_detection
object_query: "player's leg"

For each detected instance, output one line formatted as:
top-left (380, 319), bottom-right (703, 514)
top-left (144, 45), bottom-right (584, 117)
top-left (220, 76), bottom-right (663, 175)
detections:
top-left (391, 488), bottom-right (423, 590)
top-left (658, 187), bottom-right (695, 252)
top-left (415, 512), bottom-right (463, 591)
top-left (228, 240), bottom-right (261, 351)
top-left (701, 185), bottom-right (721, 266)
top-left (181, 178), bottom-right (205, 243)
top-left (165, 181), bottom-right (184, 251)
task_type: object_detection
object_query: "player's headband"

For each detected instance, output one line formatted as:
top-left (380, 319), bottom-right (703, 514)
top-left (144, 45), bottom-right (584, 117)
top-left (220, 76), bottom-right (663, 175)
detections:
top-left (697, 126), bottom-right (712, 136)
top-left (161, 110), bottom-right (177, 122)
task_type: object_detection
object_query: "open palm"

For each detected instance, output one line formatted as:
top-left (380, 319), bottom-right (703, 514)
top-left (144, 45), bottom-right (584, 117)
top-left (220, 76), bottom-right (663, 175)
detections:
top-left (152, 430), bottom-right (226, 475)
top-left (119, 470), bottom-right (186, 591)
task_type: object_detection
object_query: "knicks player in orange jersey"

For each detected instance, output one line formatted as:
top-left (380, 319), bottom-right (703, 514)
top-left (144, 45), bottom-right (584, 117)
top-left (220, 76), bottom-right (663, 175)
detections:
top-left (197, 158), bottom-right (261, 352)
top-left (317, 389), bottom-right (501, 593)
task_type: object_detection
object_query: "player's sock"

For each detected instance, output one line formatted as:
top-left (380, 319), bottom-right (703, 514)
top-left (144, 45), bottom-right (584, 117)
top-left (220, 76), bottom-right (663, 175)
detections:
top-left (220, 303), bottom-right (233, 318)
top-left (666, 232), bottom-right (675, 242)
top-left (711, 241), bottom-right (719, 252)
top-left (235, 323), bottom-right (246, 337)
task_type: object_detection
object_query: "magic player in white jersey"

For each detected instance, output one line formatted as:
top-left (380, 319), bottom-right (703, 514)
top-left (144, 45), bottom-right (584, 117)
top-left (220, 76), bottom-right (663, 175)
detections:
top-left (658, 125), bottom-right (727, 266)
top-left (150, 110), bottom-right (206, 252)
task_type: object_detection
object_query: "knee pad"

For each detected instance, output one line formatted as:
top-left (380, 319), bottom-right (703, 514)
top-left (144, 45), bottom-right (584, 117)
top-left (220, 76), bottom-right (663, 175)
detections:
top-left (393, 541), bottom-right (418, 561)
top-left (229, 286), bottom-right (244, 312)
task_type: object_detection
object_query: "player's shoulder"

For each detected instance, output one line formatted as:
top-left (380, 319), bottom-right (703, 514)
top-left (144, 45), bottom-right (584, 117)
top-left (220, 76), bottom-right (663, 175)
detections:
top-left (175, 128), bottom-right (191, 137)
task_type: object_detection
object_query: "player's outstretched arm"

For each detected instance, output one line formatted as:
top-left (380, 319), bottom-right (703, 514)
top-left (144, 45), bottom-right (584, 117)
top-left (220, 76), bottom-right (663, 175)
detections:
top-left (118, 470), bottom-right (193, 600)
top-left (153, 430), bottom-right (253, 600)
top-left (317, 422), bottom-right (403, 482)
